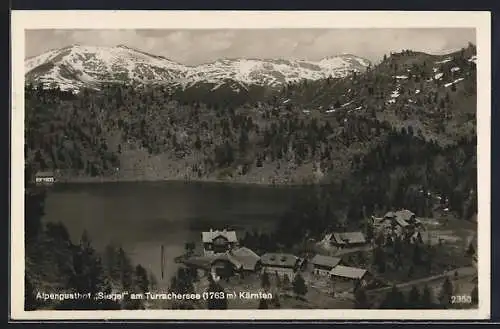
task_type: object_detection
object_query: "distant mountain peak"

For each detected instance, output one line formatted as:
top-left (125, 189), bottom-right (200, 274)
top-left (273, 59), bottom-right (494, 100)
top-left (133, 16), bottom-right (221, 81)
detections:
top-left (25, 45), bottom-right (371, 92)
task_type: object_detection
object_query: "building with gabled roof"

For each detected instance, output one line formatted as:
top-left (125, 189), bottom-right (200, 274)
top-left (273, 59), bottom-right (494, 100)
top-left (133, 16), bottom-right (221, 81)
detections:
top-left (202, 229), bottom-right (238, 243)
top-left (329, 265), bottom-right (373, 289)
top-left (261, 253), bottom-right (299, 268)
top-left (228, 246), bottom-right (261, 272)
top-left (182, 246), bottom-right (261, 281)
top-left (379, 209), bottom-right (425, 239)
top-left (310, 254), bottom-right (342, 276)
top-left (330, 231), bottom-right (367, 248)
top-left (329, 265), bottom-right (368, 280)
top-left (383, 209), bottom-right (417, 227)
top-left (395, 209), bottom-right (416, 223)
top-left (260, 253), bottom-right (302, 281)
top-left (201, 228), bottom-right (238, 256)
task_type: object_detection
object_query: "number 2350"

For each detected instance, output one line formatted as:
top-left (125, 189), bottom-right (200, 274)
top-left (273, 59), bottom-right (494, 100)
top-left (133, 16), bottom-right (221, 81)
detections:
top-left (451, 295), bottom-right (472, 304)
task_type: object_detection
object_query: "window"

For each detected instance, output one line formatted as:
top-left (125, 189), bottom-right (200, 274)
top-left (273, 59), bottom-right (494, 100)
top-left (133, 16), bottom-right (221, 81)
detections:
top-left (214, 236), bottom-right (228, 245)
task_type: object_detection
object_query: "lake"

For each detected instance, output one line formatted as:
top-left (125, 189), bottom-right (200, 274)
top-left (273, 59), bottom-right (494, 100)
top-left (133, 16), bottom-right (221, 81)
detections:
top-left (42, 181), bottom-right (305, 287)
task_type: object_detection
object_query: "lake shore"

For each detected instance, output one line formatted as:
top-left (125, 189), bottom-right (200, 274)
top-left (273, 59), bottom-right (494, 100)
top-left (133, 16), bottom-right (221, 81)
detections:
top-left (40, 178), bottom-right (303, 286)
top-left (53, 174), bottom-right (327, 187)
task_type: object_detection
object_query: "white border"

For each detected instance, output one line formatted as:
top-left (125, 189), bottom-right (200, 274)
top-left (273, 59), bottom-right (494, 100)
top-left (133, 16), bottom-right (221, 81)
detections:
top-left (10, 10), bottom-right (491, 321)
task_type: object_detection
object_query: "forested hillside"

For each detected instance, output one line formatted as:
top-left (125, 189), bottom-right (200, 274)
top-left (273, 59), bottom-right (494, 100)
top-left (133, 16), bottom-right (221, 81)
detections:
top-left (25, 45), bottom-right (477, 235)
top-left (274, 129), bottom-right (476, 248)
top-left (25, 81), bottom-right (388, 184)
top-left (270, 44), bottom-right (478, 245)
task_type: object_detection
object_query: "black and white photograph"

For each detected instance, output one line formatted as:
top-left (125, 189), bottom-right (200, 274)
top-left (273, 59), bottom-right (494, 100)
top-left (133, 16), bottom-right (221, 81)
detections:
top-left (11, 11), bottom-right (491, 320)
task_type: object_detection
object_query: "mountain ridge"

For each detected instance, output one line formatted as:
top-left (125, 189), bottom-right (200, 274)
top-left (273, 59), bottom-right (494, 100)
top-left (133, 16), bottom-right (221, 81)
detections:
top-left (25, 45), bottom-right (371, 92)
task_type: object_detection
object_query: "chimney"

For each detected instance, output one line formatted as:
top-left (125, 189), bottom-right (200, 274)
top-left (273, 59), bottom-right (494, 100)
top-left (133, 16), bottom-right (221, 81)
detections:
top-left (210, 228), bottom-right (213, 232)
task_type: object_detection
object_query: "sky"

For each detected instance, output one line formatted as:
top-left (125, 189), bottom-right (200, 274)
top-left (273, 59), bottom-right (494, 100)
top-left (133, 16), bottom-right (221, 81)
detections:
top-left (25, 28), bottom-right (476, 65)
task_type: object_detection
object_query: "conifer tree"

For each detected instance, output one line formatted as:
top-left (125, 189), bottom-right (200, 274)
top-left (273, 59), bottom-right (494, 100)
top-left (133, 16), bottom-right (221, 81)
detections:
top-left (261, 271), bottom-right (271, 290)
top-left (206, 277), bottom-right (228, 310)
top-left (354, 287), bottom-right (370, 309)
top-left (439, 277), bottom-right (454, 308)
top-left (258, 298), bottom-right (269, 309)
top-left (292, 273), bottom-right (307, 299)
top-left (471, 284), bottom-right (478, 305)
top-left (421, 284), bottom-right (434, 308)
top-left (407, 286), bottom-right (421, 308)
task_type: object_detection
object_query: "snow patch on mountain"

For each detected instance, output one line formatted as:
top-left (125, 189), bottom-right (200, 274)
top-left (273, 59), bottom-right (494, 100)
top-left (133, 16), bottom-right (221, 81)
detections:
top-left (444, 77), bottom-right (464, 88)
top-left (435, 57), bottom-right (452, 64)
top-left (341, 101), bottom-right (354, 108)
top-left (25, 45), bottom-right (371, 92)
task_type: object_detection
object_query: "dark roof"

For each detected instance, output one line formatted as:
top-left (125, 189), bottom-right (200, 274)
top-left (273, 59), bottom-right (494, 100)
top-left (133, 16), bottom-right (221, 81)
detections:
top-left (383, 209), bottom-right (416, 227)
top-left (185, 254), bottom-right (243, 271)
top-left (384, 211), bottom-right (396, 219)
top-left (183, 253), bottom-right (241, 269)
top-left (228, 247), bottom-right (261, 271)
top-left (395, 209), bottom-right (416, 222)
top-left (329, 265), bottom-right (367, 279)
top-left (201, 229), bottom-right (238, 243)
top-left (182, 256), bottom-right (214, 270)
top-left (220, 253), bottom-right (244, 270)
top-left (185, 247), bottom-right (260, 272)
top-left (310, 254), bottom-right (341, 268)
top-left (260, 253), bottom-right (299, 268)
top-left (395, 217), bottom-right (410, 227)
top-left (331, 232), bottom-right (366, 245)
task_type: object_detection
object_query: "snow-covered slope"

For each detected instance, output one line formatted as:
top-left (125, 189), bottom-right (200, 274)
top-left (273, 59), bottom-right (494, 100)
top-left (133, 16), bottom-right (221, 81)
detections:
top-left (25, 45), bottom-right (370, 92)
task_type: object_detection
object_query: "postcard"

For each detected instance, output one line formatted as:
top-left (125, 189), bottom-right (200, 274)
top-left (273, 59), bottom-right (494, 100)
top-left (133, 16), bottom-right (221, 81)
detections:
top-left (10, 10), bottom-right (491, 320)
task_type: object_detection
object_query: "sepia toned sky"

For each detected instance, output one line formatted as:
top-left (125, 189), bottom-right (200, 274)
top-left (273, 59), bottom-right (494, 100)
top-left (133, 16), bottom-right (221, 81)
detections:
top-left (25, 28), bottom-right (476, 65)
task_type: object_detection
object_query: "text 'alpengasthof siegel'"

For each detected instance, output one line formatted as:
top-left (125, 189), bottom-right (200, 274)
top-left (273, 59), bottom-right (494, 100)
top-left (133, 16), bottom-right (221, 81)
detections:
top-left (36, 291), bottom-right (273, 302)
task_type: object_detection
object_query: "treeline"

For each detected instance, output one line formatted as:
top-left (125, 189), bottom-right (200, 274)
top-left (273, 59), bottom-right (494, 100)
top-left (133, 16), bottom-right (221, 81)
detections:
top-left (25, 175), bottom-right (156, 310)
top-left (169, 81), bottom-right (272, 109)
top-left (25, 80), bottom-right (389, 182)
top-left (240, 230), bottom-right (280, 255)
top-left (352, 129), bottom-right (476, 220)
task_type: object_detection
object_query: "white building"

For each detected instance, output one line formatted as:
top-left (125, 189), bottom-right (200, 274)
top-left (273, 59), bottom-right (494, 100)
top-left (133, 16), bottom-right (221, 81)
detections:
top-left (201, 229), bottom-right (238, 256)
